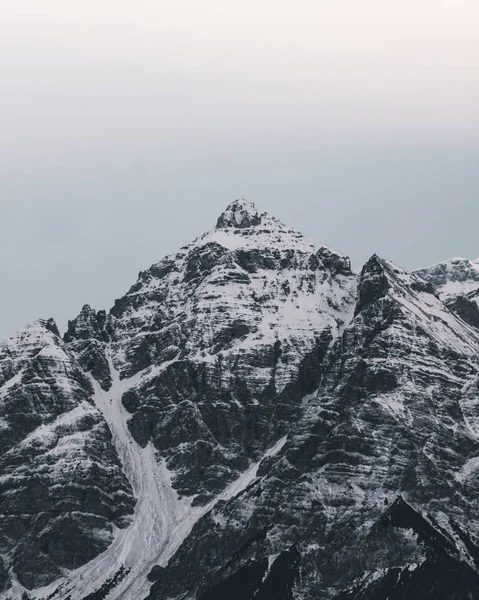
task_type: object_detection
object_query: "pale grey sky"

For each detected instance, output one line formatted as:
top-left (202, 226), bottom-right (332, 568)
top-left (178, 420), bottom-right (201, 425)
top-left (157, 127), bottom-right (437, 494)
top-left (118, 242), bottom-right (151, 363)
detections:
top-left (1, 1), bottom-right (478, 340)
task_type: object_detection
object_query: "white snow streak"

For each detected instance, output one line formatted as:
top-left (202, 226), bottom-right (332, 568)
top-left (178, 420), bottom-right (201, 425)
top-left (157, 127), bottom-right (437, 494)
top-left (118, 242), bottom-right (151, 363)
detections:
top-left (456, 456), bottom-right (479, 484)
top-left (30, 352), bottom-right (288, 600)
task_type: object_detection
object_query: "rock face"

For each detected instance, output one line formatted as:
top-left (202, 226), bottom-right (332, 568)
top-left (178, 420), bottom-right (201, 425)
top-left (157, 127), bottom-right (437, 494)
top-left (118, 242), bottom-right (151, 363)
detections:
top-left (414, 257), bottom-right (479, 331)
top-left (64, 305), bottom-right (114, 390)
top-left (2, 199), bottom-right (479, 600)
top-left (146, 255), bottom-right (479, 600)
top-left (106, 199), bottom-right (357, 503)
top-left (444, 293), bottom-right (479, 331)
top-left (0, 321), bottom-right (135, 591)
top-left (415, 256), bottom-right (479, 301)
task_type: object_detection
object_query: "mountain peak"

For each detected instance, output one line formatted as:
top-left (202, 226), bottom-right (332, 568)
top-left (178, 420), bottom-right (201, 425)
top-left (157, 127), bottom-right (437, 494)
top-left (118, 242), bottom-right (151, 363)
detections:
top-left (215, 198), bottom-right (263, 229)
top-left (185, 197), bottom-right (322, 253)
top-left (414, 255), bottom-right (479, 301)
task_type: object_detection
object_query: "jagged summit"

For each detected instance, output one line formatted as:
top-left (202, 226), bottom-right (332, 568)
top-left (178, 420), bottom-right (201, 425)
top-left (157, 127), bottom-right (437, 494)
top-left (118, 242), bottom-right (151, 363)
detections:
top-left (64, 304), bottom-right (110, 344)
top-left (115, 200), bottom-right (351, 298)
top-left (215, 198), bottom-right (264, 229)
top-left (356, 254), bottom-right (479, 354)
top-left (0, 319), bottom-right (62, 367)
top-left (0, 321), bottom-right (54, 389)
top-left (187, 198), bottom-right (342, 257)
top-left (111, 198), bottom-right (357, 380)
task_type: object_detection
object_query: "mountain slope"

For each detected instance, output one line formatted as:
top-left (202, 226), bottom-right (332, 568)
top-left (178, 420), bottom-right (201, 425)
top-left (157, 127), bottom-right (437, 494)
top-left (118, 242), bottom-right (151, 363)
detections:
top-left (102, 199), bottom-right (357, 503)
top-left (147, 256), bottom-right (479, 600)
top-left (415, 257), bottom-right (479, 302)
top-left (33, 199), bottom-right (355, 599)
top-left (415, 257), bottom-right (479, 330)
top-left (0, 321), bottom-right (135, 592)
top-left (2, 200), bottom-right (479, 600)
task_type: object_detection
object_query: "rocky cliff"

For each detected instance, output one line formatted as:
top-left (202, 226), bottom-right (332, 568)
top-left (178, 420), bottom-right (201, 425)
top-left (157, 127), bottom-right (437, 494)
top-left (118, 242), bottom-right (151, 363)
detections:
top-left (0, 320), bottom-right (134, 593)
top-left (1, 200), bottom-right (479, 600)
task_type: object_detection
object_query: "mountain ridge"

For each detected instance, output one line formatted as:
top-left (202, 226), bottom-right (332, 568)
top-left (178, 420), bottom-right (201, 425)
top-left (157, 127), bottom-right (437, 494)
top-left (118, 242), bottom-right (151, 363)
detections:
top-left (1, 199), bottom-right (479, 600)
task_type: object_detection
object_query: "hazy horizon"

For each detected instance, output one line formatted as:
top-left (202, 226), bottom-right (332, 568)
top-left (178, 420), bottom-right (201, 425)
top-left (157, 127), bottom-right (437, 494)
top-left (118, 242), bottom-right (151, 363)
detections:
top-left (1, 1), bottom-right (478, 340)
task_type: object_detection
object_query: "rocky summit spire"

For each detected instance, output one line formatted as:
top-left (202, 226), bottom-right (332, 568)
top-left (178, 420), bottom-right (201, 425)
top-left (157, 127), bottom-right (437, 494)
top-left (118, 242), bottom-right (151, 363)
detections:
top-left (196, 196), bottom-right (324, 253)
top-left (215, 198), bottom-right (263, 229)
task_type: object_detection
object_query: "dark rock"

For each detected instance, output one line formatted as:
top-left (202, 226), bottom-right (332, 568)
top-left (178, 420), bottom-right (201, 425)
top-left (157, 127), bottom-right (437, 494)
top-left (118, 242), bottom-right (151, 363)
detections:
top-left (145, 251), bottom-right (479, 600)
top-left (446, 294), bottom-right (479, 330)
top-left (216, 198), bottom-right (263, 229)
top-left (64, 305), bottom-right (114, 389)
top-left (0, 321), bottom-right (135, 591)
top-left (354, 255), bottom-right (390, 316)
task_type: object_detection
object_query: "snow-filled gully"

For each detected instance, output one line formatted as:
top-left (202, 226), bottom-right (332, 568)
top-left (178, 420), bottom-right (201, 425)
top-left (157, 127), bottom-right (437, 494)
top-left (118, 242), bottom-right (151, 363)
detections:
top-left (32, 349), bottom-right (287, 600)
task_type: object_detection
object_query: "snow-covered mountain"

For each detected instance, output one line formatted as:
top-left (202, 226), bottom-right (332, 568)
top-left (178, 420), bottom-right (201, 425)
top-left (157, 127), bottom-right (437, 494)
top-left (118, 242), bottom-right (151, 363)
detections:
top-left (415, 257), bottom-right (479, 331)
top-left (414, 257), bottom-right (479, 301)
top-left (1, 199), bottom-right (479, 600)
top-left (0, 320), bottom-right (134, 593)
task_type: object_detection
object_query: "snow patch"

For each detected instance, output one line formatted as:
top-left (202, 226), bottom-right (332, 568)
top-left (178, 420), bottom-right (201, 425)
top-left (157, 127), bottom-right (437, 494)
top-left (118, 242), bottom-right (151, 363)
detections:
top-left (456, 456), bottom-right (479, 484)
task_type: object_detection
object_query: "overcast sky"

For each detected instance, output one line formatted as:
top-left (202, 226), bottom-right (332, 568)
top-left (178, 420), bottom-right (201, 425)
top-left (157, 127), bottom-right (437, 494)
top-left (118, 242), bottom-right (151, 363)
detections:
top-left (1, 1), bottom-right (478, 340)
